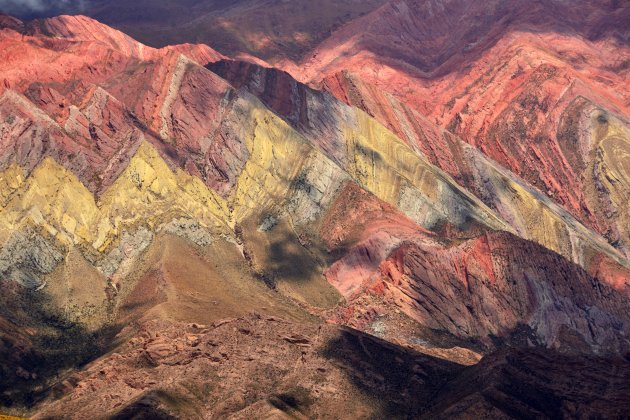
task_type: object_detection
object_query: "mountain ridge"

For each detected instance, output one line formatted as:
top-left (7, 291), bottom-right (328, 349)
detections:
top-left (0, 7), bottom-right (628, 418)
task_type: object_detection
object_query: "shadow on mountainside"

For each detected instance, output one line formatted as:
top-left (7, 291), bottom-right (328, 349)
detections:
top-left (0, 283), bottom-right (123, 412)
top-left (323, 328), bottom-right (630, 419)
top-left (421, 346), bottom-right (630, 419)
top-left (321, 327), bottom-right (465, 418)
top-left (238, 214), bottom-right (343, 310)
top-left (108, 390), bottom-right (186, 420)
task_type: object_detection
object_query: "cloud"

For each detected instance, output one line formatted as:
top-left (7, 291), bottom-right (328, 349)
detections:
top-left (0, 0), bottom-right (90, 18)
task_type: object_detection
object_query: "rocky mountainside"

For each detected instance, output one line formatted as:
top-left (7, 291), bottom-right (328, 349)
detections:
top-left (0, 2), bottom-right (628, 419)
top-left (79, 0), bottom-right (630, 257)
top-left (285, 0), bottom-right (630, 257)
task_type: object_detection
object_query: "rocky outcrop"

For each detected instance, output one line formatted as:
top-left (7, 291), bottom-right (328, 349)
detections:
top-left (0, 229), bottom-right (63, 288)
top-left (321, 182), bottom-right (630, 354)
top-left (210, 60), bottom-right (630, 282)
top-left (285, 0), bottom-right (630, 258)
top-left (30, 315), bottom-right (630, 419)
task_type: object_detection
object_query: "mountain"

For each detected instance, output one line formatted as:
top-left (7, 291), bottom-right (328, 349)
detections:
top-left (284, 0), bottom-right (630, 257)
top-left (0, 3), bottom-right (628, 419)
top-left (75, 0), bottom-right (630, 256)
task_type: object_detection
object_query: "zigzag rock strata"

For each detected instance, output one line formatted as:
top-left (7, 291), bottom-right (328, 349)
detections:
top-left (0, 6), bottom-right (628, 418)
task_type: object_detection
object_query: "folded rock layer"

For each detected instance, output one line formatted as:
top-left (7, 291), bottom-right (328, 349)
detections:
top-left (0, 7), bottom-right (627, 418)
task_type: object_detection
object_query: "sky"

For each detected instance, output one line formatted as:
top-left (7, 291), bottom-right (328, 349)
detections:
top-left (0, 0), bottom-right (89, 18)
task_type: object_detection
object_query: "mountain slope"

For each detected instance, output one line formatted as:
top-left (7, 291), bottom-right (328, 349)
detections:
top-left (282, 0), bottom-right (630, 257)
top-left (0, 10), bottom-right (628, 418)
top-left (209, 60), bottom-right (630, 286)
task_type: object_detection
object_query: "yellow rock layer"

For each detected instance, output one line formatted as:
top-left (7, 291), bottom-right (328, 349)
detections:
top-left (98, 142), bottom-right (230, 250)
top-left (230, 99), bottom-right (510, 235)
top-left (0, 142), bottom-right (230, 252)
top-left (0, 96), bottom-right (506, 259)
top-left (229, 107), bottom-right (313, 221)
top-left (0, 158), bottom-right (98, 246)
top-left (588, 114), bottom-right (630, 255)
top-left (343, 110), bottom-right (511, 232)
top-left (0, 93), bottom-right (626, 274)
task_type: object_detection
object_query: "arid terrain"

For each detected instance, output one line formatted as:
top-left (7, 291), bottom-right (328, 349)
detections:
top-left (0, 1), bottom-right (629, 418)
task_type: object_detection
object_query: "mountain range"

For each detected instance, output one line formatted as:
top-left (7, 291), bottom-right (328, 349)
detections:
top-left (0, 1), bottom-right (629, 418)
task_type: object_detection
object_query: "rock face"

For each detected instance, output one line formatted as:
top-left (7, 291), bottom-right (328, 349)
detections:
top-left (320, 182), bottom-right (630, 354)
top-left (0, 7), bottom-right (628, 419)
top-left (209, 60), bottom-right (630, 289)
top-left (280, 0), bottom-right (630, 258)
top-left (26, 316), bottom-right (630, 419)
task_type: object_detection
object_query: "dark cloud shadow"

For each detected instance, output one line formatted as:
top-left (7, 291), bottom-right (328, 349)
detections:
top-left (321, 327), bottom-right (465, 418)
top-left (0, 284), bottom-right (122, 411)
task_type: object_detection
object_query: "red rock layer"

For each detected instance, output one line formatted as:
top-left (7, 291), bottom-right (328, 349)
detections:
top-left (0, 15), bottom-right (241, 194)
top-left (321, 182), bottom-right (630, 352)
top-left (0, 14), bottom-right (221, 95)
top-left (286, 0), bottom-right (630, 254)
